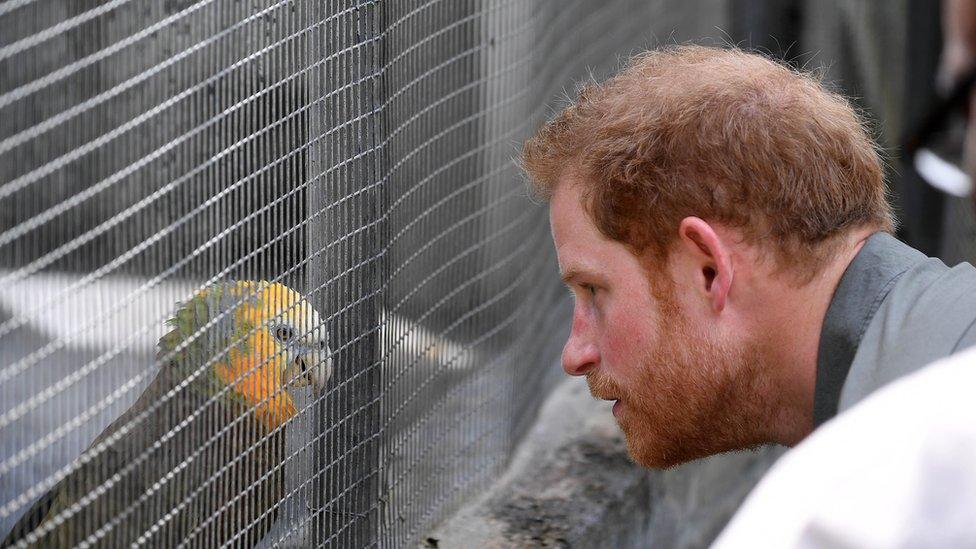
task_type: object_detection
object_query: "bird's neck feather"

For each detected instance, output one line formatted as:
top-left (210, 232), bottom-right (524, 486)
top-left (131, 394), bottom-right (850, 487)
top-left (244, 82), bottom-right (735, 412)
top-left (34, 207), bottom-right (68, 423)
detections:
top-left (213, 339), bottom-right (297, 431)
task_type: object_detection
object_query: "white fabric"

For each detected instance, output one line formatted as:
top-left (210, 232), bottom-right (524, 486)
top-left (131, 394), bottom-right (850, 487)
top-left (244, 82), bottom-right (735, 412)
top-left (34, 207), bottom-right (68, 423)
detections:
top-left (914, 149), bottom-right (973, 197)
top-left (712, 346), bottom-right (976, 549)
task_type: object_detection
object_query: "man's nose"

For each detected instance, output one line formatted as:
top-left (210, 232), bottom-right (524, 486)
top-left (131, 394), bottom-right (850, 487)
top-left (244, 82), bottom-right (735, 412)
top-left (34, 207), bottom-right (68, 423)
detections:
top-left (561, 332), bottom-right (599, 376)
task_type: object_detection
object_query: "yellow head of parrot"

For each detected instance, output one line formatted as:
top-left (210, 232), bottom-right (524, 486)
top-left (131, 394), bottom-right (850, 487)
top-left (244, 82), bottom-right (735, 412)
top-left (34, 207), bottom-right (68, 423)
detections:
top-left (238, 281), bottom-right (333, 392)
top-left (163, 280), bottom-right (332, 430)
top-left (218, 280), bottom-right (332, 392)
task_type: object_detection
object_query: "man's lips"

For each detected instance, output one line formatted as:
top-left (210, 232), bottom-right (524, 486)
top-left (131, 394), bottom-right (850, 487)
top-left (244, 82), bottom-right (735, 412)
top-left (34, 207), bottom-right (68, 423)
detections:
top-left (594, 394), bottom-right (622, 417)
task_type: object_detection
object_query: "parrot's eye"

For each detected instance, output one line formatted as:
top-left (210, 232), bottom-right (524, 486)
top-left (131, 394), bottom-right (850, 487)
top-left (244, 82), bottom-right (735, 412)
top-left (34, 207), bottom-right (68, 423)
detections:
top-left (317, 339), bottom-right (328, 352)
top-left (274, 325), bottom-right (295, 342)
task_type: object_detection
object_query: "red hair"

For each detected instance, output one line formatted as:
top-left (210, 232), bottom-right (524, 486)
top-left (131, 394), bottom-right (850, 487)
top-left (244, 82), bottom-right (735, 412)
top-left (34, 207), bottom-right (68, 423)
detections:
top-left (522, 45), bottom-right (894, 279)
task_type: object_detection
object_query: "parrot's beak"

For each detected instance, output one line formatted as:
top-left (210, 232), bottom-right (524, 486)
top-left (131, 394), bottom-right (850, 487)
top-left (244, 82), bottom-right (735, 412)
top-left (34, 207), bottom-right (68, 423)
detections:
top-left (307, 349), bottom-right (333, 392)
top-left (284, 349), bottom-right (333, 393)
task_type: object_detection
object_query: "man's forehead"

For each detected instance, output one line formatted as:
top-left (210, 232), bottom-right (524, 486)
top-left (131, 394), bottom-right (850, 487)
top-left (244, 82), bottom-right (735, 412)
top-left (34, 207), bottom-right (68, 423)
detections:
top-left (549, 182), bottom-right (594, 242)
top-left (550, 186), bottom-right (584, 265)
top-left (550, 186), bottom-right (622, 277)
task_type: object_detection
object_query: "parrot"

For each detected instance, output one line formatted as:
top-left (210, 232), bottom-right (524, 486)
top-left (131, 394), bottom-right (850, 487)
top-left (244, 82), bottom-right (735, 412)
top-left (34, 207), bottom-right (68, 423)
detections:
top-left (1, 281), bottom-right (332, 548)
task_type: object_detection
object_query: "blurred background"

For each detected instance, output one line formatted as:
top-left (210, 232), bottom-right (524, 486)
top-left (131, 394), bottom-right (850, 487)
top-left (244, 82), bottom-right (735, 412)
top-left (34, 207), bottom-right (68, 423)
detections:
top-left (0, 0), bottom-right (966, 547)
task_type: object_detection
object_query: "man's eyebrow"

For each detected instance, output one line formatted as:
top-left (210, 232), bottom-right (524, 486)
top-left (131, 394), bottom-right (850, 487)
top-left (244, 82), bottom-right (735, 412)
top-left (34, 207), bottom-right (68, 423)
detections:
top-left (560, 268), bottom-right (582, 286)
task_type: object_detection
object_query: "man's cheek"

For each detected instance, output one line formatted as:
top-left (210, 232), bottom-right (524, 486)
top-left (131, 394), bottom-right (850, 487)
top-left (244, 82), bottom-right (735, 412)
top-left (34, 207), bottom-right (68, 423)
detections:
top-left (606, 313), bottom-right (654, 357)
top-left (603, 331), bottom-right (654, 388)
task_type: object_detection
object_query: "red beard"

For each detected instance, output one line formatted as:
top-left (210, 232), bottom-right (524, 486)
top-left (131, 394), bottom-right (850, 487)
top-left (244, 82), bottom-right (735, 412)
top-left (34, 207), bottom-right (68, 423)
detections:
top-left (586, 296), bottom-right (774, 468)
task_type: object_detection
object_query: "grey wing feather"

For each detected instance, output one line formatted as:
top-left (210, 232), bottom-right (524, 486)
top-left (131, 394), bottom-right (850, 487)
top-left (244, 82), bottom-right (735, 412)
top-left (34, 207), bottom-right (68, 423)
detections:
top-left (1, 368), bottom-right (284, 548)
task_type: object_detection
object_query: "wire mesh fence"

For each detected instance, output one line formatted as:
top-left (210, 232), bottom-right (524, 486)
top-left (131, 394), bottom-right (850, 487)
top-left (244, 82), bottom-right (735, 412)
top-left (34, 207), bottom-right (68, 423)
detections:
top-left (0, 0), bottom-right (723, 546)
top-left (0, 0), bottom-right (969, 547)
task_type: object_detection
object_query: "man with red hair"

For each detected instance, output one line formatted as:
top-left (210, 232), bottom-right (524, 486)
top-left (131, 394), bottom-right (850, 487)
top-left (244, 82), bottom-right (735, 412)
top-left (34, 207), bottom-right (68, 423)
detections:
top-left (522, 45), bottom-right (976, 469)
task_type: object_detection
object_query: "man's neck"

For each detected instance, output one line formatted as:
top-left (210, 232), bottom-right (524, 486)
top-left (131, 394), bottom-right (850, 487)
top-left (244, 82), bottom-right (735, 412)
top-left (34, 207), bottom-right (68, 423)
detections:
top-left (762, 228), bottom-right (878, 446)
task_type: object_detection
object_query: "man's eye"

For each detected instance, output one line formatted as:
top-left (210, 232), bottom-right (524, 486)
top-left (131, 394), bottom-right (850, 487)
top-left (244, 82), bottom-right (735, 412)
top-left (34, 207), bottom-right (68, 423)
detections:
top-left (582, 284), bottom-right (597, 297)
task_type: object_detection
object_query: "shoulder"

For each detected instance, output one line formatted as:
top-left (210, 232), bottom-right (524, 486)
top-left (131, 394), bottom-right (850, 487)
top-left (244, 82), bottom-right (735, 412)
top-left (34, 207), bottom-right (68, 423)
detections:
top-left (842, 254), bottom-right (976, 411)
top-left (714, 346), bottom-right (976, 548)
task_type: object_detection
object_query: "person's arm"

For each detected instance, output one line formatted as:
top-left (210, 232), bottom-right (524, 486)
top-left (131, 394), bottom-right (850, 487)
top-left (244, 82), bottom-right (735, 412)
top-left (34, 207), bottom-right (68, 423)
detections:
top-left (941, 0), bottom-right (976, 191)
top-left (940, 0), bottom-right (976, 90)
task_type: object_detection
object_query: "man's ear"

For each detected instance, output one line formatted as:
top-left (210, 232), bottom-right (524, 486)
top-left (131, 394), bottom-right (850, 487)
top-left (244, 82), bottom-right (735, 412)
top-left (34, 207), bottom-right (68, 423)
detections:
top-left (676, 217), bottom-right (733, 313)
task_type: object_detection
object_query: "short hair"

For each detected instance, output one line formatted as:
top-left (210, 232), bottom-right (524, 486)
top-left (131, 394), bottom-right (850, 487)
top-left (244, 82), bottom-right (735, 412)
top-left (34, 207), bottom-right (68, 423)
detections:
top-left (522, 45), bottom-right (894, 279)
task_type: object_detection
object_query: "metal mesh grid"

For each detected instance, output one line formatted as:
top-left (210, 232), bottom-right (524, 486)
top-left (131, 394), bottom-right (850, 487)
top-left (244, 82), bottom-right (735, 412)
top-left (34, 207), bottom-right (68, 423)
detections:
top-left (5, 0), bottom-right (938, 547)
top-left (1, 0), bottom-right (723, 546)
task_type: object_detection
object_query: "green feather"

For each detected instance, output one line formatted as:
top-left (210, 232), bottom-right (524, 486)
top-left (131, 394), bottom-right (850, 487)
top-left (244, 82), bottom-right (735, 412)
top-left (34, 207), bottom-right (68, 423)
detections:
top-left (156, 282), bottom-right (262, 407)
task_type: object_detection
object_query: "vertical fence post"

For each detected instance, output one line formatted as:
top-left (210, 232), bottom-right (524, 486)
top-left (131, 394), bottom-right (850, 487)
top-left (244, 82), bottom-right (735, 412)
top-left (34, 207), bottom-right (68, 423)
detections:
top-left (307, 0), bottom-right (384, 546)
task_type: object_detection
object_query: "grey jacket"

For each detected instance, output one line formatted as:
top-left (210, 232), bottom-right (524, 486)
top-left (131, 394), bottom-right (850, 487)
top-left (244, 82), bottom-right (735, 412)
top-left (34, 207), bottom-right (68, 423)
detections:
top-left (813, 232), bottom-right (976, 427)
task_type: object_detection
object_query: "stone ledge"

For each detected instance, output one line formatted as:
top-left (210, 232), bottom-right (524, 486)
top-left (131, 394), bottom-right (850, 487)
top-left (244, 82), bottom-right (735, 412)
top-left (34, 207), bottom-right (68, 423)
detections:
top-left (425, 375), bottom-right (784, 548)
